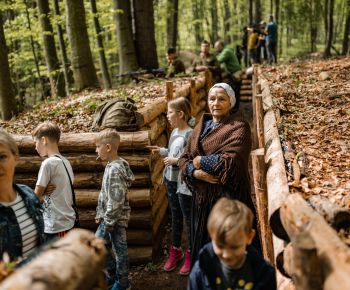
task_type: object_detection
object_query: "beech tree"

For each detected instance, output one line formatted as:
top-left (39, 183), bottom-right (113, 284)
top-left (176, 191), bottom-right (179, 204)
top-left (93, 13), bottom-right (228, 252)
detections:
top-left (166, 0), bottom-right (179, 49)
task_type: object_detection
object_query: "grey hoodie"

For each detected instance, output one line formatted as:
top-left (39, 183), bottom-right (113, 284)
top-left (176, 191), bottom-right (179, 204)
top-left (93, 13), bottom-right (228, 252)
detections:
top-left (96, 158), bottom-right (134, 228)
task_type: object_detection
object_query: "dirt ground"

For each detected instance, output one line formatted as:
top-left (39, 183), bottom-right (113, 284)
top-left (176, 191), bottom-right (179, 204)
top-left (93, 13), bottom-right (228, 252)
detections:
top-left (129, 101), bottom-right (253, 290)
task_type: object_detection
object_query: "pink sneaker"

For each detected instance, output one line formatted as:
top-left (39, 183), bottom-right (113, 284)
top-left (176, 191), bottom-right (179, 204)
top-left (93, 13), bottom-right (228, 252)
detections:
top-left (163, 246), bottom-right (183, 271)
top-left (179, 250), bottom-right (191, 275)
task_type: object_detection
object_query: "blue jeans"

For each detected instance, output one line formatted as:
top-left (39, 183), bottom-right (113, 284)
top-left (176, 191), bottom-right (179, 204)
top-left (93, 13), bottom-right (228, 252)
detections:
top-left (95, 223), bottom-right (129, 290)
top-left (165, 179), bottom-right (192, 250)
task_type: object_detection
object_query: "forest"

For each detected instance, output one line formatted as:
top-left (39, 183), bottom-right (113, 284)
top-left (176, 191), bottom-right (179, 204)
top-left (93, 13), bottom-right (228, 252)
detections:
top-left (0, 0), bottom-right (349, 121)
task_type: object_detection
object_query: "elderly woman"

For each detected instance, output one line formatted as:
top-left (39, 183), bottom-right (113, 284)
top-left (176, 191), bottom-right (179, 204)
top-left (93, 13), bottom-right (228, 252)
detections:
top-left (0, 130), bottom-right (45, 261)
top-left (178, 83), bottom-right (260, 265)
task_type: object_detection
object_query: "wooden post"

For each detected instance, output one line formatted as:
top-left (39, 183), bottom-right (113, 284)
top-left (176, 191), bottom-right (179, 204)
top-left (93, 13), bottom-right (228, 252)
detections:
top-left (255, 94), bottom-right (265, 148)
top-left (251, 148), bottom-right (274, 265)
top-left (252, 65), bottom-right (258, 149)
top-left (189, 79), bottom-right (197, 116)
top-left (204, 70), bottom-right (213, 93)
top-left (166, 81), bottom-right (174, 102)
top-left (283, 232), bottom-right (323, 290)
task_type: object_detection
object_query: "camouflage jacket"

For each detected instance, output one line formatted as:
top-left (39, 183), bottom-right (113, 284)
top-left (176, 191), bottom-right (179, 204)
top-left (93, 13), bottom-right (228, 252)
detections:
top-left (166, 57), bottom-right (186, 78)
top-left (96, 158), bottom-right (134, 228)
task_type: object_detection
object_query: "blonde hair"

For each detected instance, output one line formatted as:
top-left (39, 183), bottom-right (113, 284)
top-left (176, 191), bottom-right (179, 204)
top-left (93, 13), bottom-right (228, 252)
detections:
top-left (95, 129), bottom-right (120, 150)
top-left (168, 97), bottom-right (192, 122)
top-left (208, 197), bottom-right (254, 244)
top-left (0, 129), bottom-right (19, 156)
top-left (32, 122), bottom-right (61, 143)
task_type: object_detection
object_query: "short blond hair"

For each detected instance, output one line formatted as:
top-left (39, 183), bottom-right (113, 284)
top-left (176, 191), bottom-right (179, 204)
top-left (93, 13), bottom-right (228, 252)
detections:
top-left (95, 129), bottom-right (120, 150)
top-left (0, 129), bottom-right (19, 156)
top-left (32, 122), bottom-right (61, 143)
top-left (208, 197), bottom-right (254, 244)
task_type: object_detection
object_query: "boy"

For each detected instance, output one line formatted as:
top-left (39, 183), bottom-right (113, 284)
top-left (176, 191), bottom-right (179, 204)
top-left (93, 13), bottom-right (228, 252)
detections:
top-left (95, 129), bottom-right (134, 290)
top-left (32, 122), bottom-right (75, 239)
top-left (188, 197), bottom-right (276, 290)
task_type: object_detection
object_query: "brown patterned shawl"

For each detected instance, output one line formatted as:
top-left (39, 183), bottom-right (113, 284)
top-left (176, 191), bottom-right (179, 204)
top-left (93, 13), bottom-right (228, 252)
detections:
top-left (178, 112), bottom-right (252, 208)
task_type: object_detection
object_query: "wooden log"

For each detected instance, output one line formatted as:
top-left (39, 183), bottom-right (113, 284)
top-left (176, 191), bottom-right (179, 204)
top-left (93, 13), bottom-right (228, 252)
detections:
top-left (240, 96), bottom-right (252, 101)
top-left (255, 94), bottom-right (265, 148)
top-left (75, 188), bottom-right (151, 208)
top-left (138, 97), bottom-right (167, 126)
top-left (242, 79), bottom-right (251, 85)
top-left (251, 148), bottom-right (274, 265)
top-left (0, 229), bottom-right (106, 290)
top-left (204, 70), bottom-right (213, 93)
top-left (14, 171), bottom-right (150, 189)
top-left (193, 99), bottom-right (207, 116)
top-left (174, 83), bottom-right (191, 98)
top-left (261, 78), bottom-right (290, 241)
top-left (240, 89), bottom-right (252, 96)
top-left (283, 233), bottom-right (323, 290)
top-left (127, 229), bottom-right (153, 246)
top-left (195, 76), bottom-right (206, 90)
top-left (190, 79), bottom-right (197, 115)
top-left (281, 193), bottom-right (350, 290)
top-left (150, 157), bottom-right (165, 186)
top-left (152, 192), bottom-right (168, 236)
top-left (196, 88), bottom-right (207, 101)
top-left (241, 85), bottom-right (252, 90)
top-left (151, 132), bottom-right (168, 148)
top-left (14, 131), bottom-right (150, 154)
top-left (308, 195), bottom-right (350, 231)
top-left (129, 246), bottom-right (152, 265)
top-left (166, 81), bottom-right (174, 101)
top-left (16, 153), bottom-right (150, 173)
top-left (148, 114), bottom-right (167, 143)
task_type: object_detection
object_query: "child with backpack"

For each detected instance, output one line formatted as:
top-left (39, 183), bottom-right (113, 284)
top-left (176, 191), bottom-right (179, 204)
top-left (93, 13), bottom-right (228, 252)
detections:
top-left (148, 97), bottom-right (193, 275)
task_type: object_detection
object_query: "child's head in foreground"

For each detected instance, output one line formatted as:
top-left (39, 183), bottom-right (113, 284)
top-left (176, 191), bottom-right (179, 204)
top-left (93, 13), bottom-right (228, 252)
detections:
top-left (167, 97), bottom-right (192, 127)
top-left (32, 122), bottom-right (61, 157)
top-left (95, 128), bottom-right (120, 161)
top-left (208, 197), bottom-right (256, 268)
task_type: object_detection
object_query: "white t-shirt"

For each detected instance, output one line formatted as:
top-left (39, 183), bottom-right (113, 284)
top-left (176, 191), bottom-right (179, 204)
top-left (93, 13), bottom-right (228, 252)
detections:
top-left (36, 154), bottom-right (75, 233)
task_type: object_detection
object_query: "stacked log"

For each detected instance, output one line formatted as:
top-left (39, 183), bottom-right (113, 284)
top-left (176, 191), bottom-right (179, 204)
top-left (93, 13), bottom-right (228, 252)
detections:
top-left (13, 75), bottom-right (209, 265)
top-left (240, 74), bottom-right (252, 101)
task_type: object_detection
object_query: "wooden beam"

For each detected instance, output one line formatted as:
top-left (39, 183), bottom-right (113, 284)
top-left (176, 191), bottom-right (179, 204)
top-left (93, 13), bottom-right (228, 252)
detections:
top-left (139, 97), bottom-right (167, 126)
top-left (255, 94), bottom-right (265, 148)
top-left (166, 81), bottom-right (174, 101)
top-left (189, 79), bottom-right (197, 115)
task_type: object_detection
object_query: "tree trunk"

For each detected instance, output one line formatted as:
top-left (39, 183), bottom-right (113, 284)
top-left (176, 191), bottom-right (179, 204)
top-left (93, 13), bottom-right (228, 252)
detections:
top-left (37, 0), bottom-right (66, 98)
top-left (0, 13), bottom-right (17, 120)
top-left (275, 0), bottom-right (280, 62)
top-left (342, 0), bottom-right (350, 55)
top-left (210, 0), bottom-right (218, 45)
top-left (249, 0), bottom-right (253, 25)
top-left (53, 0), bottom-right (71, 95)
top-left (324, 0), bottom-right (334, 57)
top-left (254, 0), bottom-right (262, 25)
top-left (310, 26), bottom-right (318, 52)
top-left (223, 0), bottom-right (232, 44)
top-left (133, 0), bottom-right (159, 69)
top-left (324, 0), bottom-right (329, 44)
top-left (270, 0), bottom-right (273, 15)
top-left (192, 0), bottom-right (202, 46)
top-left (65, 0), bottom-right (99, 91)
top-left (113, 0), bottom-right (138, 74)
top-left (89, 0), bottom-right (111, 89)
top-left (166, 0), bottom-right (179, 49)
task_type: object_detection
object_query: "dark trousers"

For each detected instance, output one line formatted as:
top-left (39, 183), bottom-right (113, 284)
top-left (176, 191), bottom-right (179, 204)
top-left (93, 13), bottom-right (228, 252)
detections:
top-left (267, 41), bottom-right (277, 64)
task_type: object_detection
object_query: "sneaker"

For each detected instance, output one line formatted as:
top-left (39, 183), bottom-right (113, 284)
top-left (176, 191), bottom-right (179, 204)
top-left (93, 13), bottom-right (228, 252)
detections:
top-left (163, 246), bottom-right (183, 271)
top-left (179, 250), bottom-right (191, 276)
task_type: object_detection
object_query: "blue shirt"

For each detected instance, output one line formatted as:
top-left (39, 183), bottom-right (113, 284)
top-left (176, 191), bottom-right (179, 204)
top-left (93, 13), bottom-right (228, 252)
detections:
top-left (266, 22), bottom-right (277, 43)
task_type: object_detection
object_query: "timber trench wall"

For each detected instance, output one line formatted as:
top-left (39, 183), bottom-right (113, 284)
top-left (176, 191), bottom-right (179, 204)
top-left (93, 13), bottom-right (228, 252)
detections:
top-left (12, 72), bottom-right (211, 265)
top-left (250, 65), bottom-right (350, 290)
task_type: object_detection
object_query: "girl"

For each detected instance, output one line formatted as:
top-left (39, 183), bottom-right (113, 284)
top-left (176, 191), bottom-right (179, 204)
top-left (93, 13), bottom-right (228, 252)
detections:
top-left (0, 129), bottom-right (45, 261)
top-left (148, 97), bottom-right (193, 275)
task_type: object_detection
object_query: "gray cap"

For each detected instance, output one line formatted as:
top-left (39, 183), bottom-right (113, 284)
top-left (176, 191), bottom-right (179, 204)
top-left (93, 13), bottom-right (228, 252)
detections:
top-left (209, 83), bottom-right (236, 108)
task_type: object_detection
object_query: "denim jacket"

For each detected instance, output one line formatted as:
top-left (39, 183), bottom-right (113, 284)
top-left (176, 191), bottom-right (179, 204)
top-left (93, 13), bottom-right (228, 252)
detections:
top-left (0, 184), bottom-right (45, 261)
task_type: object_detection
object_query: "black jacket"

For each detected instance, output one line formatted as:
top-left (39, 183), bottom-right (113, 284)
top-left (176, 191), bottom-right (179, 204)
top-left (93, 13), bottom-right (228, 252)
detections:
top-left (188, 243), bottom-right (276, 290)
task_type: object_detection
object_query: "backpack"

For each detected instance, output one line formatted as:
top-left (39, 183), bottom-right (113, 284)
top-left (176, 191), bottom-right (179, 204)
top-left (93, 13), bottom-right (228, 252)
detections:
top-left (92, 97), bottom-right (144, 131)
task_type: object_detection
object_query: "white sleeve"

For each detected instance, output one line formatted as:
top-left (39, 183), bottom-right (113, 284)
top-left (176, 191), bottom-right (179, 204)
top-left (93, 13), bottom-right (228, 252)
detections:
top-left (36, 161), bottom-right (50, 187)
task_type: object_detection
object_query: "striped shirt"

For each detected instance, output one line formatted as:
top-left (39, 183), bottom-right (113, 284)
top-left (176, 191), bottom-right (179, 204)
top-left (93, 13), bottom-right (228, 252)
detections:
top-left (1, 192), bottom-right (38, 258)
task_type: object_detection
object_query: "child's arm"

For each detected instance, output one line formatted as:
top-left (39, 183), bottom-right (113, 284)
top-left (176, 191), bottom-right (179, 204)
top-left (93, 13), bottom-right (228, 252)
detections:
top-left (34, 185), bottom-right (46, 203)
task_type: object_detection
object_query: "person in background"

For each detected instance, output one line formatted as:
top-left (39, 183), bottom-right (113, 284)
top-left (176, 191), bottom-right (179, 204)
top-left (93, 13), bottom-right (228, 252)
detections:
top-left (192, 40), bottom-right (222, 83)
top-left (95, 129), bottom-right (134, 290)
top-left (241, 26), bottom-right (249, 67)
top-left (32, 122), bottom-right (75, 240)
top-left (188, 197), bottom-right (276, 290)
top-left (0, 129), bottom-right (45, 261)
top-left (166, 47), bottom-right (186, 78)
top-left (247, 24), bottom-right (259, 66)
top-left (148, 97), bottom-right (193, 275)
top-left (257, 22), bottom-right (267, 64)
top-left (266, 15), bottom-right (278, 64)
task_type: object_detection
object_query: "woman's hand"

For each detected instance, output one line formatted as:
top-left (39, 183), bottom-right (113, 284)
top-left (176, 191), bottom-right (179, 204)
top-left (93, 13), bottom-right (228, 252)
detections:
top-left (193, 169), bottom-right (219, 184)
top-left (146, 145), bottom-right (161, 154)
top-left (193, 156), bottom-right (202, 169)
top-left (164, 157), bottom-right (178, 166)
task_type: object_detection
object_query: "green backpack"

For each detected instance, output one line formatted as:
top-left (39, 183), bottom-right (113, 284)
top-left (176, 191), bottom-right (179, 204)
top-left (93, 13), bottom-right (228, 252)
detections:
top-left (92, 97), bottom-right (144, 131)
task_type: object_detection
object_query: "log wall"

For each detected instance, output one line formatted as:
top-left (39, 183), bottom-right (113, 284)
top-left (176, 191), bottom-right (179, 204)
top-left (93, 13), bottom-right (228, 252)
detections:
top-left (13, 74), bottom-right (210, 265)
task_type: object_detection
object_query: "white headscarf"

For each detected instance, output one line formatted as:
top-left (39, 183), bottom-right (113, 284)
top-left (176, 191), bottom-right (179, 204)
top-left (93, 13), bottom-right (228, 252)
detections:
top-left (208, 83), bottom-right (236, 108)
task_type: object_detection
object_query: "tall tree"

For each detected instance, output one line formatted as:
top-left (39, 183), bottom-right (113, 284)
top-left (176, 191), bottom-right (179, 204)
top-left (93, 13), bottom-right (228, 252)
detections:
top-left (0, 13), bottom-right (17, 120)
top-left (113, 0), bottom-right (138, 74)
top-left (133, 0), bottom-right (159, 69)
top-left (37, 0), bottom-right (66, 98)
top-left (223, 0), bottom-right (231, 44)
top-left (65, 0), bottom-right (99, 91)
top-left (90, 0), bottom-right (111, 89)
top-left (210, 0), bottom-right (218, 44)
top-left (324, 0), bottom-right (335, 57)
top-left (53, 0), bottom-right (71, 95)
top-left (191, 0), bottom-right (202, 46)
top-left (342, 0), bottom-right (350, 55)
top-left (254, 0), bottom-right (262, 24)
top-left (166, 0), bottom-right (179, 49)
top-left (249, 0), bottom-right (253, 25)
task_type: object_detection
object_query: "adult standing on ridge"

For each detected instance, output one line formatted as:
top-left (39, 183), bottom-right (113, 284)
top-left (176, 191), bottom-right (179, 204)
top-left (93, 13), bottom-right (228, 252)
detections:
top-left (266, 15), bottom-right (278, 64)
top-left (178, 83), bottom-right (261, 267)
